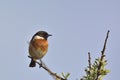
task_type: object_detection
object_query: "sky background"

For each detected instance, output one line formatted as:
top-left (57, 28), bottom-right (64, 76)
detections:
top-left (0, 0), bottom-right (120, 80)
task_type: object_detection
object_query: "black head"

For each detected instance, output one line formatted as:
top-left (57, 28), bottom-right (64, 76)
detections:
top-left (33, 31), bottom-right (52, 40)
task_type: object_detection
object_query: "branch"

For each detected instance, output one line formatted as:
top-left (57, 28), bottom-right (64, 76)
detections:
top-left (80, 30), bottom-right (110, 80)
top-left (28, 56), bottom-right (66, 80)
top-left (88, 52), bottom-right (92, 69)
top-left (95, 30), bottom-right (110, 80)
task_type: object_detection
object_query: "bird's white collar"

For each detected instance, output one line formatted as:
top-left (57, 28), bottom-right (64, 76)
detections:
top-left (33, 35), bottom-right (44, 40)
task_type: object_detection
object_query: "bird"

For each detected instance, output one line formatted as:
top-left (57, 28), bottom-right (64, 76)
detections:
top-left (28, 31), bottom-right (52, 67)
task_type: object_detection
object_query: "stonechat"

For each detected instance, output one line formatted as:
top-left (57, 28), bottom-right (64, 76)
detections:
top-left (29, 31), bottom-right (52, 67)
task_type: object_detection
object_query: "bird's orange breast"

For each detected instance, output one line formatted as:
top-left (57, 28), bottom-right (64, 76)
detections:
top-left (29, 39), bottom-right (48, 59)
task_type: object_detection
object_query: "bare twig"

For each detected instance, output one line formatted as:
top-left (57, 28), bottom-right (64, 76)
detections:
top-left (28, 56), bottom-right (66, 80)
top-left (88, 52), bottom-right (92, 69)
top-left (95, 30), bottom-right (110, 80)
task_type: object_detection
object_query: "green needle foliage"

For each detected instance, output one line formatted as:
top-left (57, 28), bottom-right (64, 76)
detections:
top-left (56, 72), bottom-right (70, 80)
top-left (81, 56), bottom-right (110, 80)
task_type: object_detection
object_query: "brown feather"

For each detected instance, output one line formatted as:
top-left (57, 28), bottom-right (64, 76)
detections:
top-left (29, 39), bottom-right (48, 59)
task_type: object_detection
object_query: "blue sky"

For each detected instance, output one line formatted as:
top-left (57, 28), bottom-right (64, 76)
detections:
top-left (0, 0), bottom-right (120, 80)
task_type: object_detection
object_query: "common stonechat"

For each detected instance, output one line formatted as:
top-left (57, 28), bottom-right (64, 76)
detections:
top-left (29, 31), bottom-right (52, 67)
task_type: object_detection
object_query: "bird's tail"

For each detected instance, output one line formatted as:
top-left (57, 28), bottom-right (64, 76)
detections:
top-left (29, 59), bottom-right (36, 67)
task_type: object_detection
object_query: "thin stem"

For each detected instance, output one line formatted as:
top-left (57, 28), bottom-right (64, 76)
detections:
top-left (95, 30), bottom-right (110, 80)
top-left (28, 56), bottom-right (66, 80)
top-left (88, 52), bottom-right (92, 69)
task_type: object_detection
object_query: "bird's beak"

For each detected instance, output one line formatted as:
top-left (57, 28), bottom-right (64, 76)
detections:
top-left (48, 34), bottom-right (52, 37)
